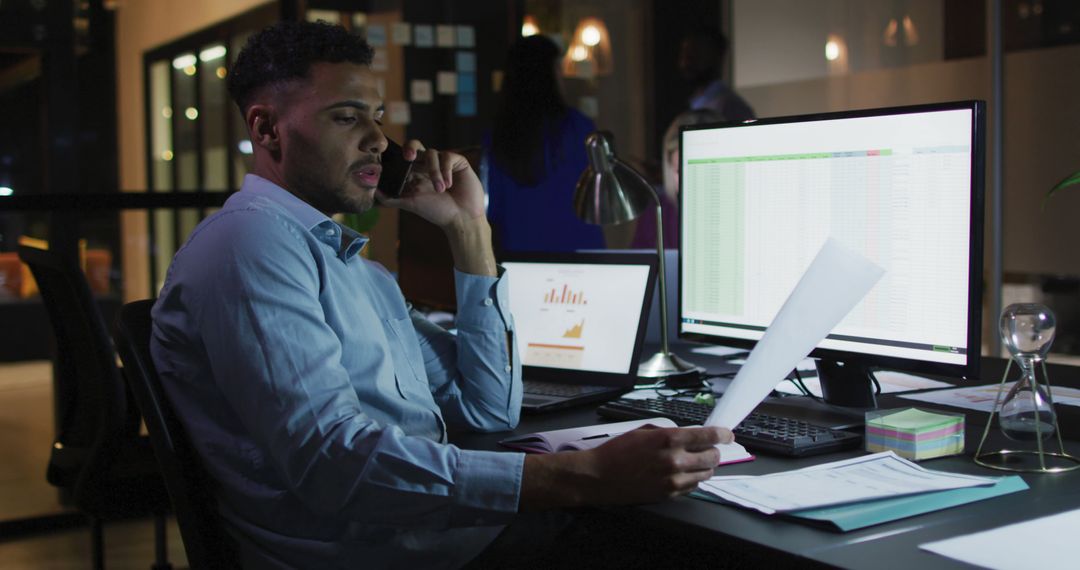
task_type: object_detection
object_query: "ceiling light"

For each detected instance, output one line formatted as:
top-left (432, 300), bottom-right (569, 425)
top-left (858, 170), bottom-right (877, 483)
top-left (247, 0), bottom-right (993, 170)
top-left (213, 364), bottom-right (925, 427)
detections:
top-left (521, 15), bottom-right (539, 37)
top-left (825, 40), bottom-right (840, 61)
top-left (171, 54), bottom-right (196, 70)
top-left (199, 45), bottom-right (226, 62)
top-left (582, 24), bottom-right (601, 47)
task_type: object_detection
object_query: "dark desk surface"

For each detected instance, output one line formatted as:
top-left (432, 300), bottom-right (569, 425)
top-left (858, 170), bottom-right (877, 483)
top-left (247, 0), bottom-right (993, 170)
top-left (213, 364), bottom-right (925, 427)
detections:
top-left (452, 354), bottom-right (1080, 569)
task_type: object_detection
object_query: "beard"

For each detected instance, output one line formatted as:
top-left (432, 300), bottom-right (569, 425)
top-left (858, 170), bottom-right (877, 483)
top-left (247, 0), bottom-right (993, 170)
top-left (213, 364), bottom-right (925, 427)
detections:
top-left (286, 167), bottom-right (374, 215)
top-left (280, 135), bottom-right (376, 215)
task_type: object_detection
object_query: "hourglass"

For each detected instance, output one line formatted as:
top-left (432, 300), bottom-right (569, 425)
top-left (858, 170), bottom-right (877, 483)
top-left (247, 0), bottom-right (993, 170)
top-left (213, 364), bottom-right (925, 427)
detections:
top-left (975, 303), bottom-right (1080, 472)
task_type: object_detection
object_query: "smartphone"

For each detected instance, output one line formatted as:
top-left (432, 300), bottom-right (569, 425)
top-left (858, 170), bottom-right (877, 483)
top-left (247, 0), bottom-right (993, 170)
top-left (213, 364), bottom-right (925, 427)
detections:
top-left (378, 138), bottom-right (414, 198)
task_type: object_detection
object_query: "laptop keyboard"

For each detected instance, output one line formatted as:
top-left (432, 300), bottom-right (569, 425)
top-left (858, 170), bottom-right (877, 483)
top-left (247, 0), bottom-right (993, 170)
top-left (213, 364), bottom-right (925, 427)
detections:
top-left (595, 397), bottom-right (862, 457)
top-left (524, 380), bottom-right (612, 397)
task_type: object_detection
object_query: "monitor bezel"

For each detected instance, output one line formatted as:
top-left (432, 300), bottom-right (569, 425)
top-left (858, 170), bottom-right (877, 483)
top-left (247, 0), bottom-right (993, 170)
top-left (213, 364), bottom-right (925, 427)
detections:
top-left (677, 100), bottom-right (985, 382)
top-left (500, 251), bottom-right (659, 386)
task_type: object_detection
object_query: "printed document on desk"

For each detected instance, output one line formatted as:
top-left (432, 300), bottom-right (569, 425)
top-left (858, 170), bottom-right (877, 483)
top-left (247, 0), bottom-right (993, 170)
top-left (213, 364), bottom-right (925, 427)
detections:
top-left (697, 451), bottom-right (997, 515)
top-left (900, 381), bottom-right (1080, 412)
top-left (705, 238), bottom-right (884, 429)
top-left (920, 507), bottom-right (1080, 570)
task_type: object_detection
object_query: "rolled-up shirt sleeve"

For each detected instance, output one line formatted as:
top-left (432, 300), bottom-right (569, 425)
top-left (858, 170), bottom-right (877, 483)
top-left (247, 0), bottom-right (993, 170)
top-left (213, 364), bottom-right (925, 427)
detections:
top-left (417, 267), bottom-right (522, 433)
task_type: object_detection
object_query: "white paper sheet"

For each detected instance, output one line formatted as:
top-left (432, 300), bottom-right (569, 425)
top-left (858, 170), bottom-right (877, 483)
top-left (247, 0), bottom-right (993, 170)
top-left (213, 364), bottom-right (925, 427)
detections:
top-left (705, 238), bottom-right (884, 429)
top-left (774, 370), bottom-right (954, 396)
top-left (699, 451), bottom-right (995, 514)
top-left (900, 381), bottom-right (1080, 412)
top-left (920, 508), bottom-right (1080, 569)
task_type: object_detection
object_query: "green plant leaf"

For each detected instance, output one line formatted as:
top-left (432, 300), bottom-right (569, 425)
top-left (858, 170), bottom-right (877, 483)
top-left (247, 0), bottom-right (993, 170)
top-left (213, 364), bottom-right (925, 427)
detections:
top-left (1042, 169), bottom-right (1080, 210)
top-left (340, 208), bottom-right (381, 234)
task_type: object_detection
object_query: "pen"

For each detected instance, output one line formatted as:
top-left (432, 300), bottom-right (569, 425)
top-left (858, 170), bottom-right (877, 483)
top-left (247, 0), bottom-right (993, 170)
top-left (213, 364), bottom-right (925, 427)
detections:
top-left (581, 433), bottom-right (612, 440)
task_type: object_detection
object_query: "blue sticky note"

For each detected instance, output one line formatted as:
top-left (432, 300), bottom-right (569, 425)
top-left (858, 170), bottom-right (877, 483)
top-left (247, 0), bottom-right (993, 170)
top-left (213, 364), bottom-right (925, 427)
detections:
top-left (456, 93), bottom-right (476, 117)
top-left (457, 72), bottom-right (476, 93)
top-left (366, 24), bottom-right (387, 47)
top-left (456, 51), bottom-right (476, 72)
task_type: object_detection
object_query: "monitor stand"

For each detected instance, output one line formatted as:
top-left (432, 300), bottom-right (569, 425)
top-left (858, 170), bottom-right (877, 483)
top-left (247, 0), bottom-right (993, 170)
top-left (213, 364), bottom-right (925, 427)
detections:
top-left (755, 359), bottom-right (879, 431)
top-left (816, 359), bottom-right (878, 409)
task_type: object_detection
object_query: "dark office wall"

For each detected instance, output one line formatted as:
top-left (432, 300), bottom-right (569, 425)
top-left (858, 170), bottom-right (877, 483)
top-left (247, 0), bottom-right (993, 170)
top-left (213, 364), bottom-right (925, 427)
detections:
top-left (402, 0), bottom-right (522, 149)
top-left (649, 0), bottom-right (721, 163)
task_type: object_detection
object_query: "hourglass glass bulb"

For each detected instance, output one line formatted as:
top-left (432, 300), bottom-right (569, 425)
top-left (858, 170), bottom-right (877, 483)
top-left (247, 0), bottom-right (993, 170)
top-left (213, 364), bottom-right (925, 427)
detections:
top-left (999, 303), bottom-right (1056, 367)
top-left (998, 303), bottom-right (1057, 441)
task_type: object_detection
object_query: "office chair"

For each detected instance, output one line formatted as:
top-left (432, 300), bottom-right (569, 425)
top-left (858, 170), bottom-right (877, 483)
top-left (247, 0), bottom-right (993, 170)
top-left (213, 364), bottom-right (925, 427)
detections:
top-left (16, 245), bottom-right (172, 570)
top-left (114, 299), bottom-right (240, 569)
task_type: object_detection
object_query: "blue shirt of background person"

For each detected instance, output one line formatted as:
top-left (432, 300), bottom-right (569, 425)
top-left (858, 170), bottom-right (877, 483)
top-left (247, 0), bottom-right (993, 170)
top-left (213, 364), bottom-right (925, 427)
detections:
top-left (482, 35), bottom-right (605, 253)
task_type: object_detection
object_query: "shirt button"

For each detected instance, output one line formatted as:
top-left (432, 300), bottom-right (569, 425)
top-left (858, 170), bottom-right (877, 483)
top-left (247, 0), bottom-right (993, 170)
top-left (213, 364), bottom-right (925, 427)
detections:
top-left (504, 365), bottom-right (512, 372)
top-left (483, 298), bottom-right (493, 306)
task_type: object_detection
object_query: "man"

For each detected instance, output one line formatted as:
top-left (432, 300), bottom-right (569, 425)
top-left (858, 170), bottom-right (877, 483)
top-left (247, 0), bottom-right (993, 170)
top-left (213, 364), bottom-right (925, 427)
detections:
top-left (151, 20), bottom-right (732, 569)
top-left (678, 27), bottom-right (756, 122)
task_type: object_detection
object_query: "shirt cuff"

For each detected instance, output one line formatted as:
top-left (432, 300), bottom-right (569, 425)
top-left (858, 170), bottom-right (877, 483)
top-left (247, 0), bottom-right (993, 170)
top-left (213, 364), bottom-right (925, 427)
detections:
top-left (450, 448), bottom-right (524, 526)
top-left (453, 267), bottom-right (512, 331)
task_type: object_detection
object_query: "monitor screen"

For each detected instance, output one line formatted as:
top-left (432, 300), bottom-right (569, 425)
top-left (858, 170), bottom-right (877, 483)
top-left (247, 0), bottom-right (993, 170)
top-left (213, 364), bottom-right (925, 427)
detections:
top-left (678, 101), bottom-right (984, 398)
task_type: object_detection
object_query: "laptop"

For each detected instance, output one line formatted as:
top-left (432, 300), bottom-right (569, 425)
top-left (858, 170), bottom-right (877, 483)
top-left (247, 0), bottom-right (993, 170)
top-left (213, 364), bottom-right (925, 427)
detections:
top-left (502, 252), bottom-right (658, 413)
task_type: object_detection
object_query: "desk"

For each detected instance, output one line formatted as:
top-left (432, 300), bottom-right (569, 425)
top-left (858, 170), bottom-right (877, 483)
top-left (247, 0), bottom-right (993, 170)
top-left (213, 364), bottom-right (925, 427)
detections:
top-left (452, 356), bottom-right (1080, 569)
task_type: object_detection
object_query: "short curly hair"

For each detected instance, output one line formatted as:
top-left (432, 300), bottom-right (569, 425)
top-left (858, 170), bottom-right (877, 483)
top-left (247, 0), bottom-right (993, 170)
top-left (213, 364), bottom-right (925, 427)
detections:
top-left (226, 20), bottom-right (374, 112)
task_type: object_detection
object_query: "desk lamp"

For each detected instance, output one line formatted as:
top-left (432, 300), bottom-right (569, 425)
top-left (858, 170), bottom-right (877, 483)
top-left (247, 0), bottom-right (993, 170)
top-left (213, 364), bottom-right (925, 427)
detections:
top-left (574, 131), bottom-right (703, 379)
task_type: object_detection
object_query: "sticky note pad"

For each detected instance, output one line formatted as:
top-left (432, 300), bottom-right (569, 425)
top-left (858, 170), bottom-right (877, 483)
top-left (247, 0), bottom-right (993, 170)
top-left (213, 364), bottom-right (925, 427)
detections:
top-left (865, 407), bottom-right (965, 461)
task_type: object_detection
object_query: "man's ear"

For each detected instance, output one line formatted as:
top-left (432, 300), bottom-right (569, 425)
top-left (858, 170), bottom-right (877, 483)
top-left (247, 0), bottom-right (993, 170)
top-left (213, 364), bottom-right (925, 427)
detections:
top-left (247, 104), bottom-right (280, 153)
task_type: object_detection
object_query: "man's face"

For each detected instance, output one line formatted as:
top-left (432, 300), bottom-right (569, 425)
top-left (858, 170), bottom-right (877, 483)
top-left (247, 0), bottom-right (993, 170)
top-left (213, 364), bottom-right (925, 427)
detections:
top-left (276, 62), bottom-right (388, 215)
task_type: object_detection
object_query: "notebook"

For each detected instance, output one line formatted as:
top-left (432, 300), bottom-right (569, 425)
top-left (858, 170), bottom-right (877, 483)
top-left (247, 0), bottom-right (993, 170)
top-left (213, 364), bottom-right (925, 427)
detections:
top-left (502, 252), bottom-right (657, 413)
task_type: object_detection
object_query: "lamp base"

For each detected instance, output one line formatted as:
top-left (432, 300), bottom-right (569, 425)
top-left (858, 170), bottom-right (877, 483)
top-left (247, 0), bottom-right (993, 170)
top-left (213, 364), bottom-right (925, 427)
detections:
top-left (637, 350), bottom-right (705, 379)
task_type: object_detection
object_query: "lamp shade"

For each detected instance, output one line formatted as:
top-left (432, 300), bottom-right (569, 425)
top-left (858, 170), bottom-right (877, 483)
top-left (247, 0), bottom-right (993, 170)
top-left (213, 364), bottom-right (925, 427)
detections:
top-left (573, 131), bottom-right (652, 225)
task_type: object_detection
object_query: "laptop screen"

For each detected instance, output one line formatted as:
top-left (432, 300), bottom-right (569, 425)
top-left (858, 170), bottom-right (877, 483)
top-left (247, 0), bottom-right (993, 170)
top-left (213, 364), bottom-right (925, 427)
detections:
top-left (503, 254), bottom-right (656, 375)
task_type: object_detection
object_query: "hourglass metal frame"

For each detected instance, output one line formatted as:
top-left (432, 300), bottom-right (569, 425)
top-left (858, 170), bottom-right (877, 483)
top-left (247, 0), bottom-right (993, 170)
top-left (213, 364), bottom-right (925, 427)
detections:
top-left (974, 358), bottom-right (1080, 473)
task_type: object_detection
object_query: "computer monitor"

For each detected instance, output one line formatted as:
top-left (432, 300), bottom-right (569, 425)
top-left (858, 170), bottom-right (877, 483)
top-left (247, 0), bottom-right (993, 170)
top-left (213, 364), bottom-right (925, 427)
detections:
top-left (678, 100), bottom-right (985, 408)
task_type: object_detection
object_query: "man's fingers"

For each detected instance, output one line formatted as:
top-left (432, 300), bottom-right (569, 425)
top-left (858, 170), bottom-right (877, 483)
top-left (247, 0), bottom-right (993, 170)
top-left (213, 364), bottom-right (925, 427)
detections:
top-left (669, 469), bottom-right (716, 495)
top-left (440, 153), bottom-right (455, 190)
top-left (669, 426), bottom-right (734, 450)
top-left (675, 447), bottom-right (722, 471)
top-left (402, 139), bottom-right (425, 161)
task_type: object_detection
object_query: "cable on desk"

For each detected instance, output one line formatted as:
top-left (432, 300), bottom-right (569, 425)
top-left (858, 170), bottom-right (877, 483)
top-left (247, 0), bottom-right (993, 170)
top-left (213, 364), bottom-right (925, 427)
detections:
top-left (789, 368), bottom-right (820, 401)
top-left (787, 367), bottom-right (883, 400)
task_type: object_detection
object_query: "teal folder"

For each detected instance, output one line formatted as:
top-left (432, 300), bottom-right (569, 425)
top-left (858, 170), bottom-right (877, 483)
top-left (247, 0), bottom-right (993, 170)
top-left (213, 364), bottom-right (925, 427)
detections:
top-left (691, 475), bottom-right (1028, 532)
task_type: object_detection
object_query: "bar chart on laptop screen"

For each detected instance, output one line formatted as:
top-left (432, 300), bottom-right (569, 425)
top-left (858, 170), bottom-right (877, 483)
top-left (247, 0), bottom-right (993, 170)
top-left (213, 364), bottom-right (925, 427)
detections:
top-left (505, 263), bottom-right (651, 373)
top-left (680, 110), bottom-right (973, 364)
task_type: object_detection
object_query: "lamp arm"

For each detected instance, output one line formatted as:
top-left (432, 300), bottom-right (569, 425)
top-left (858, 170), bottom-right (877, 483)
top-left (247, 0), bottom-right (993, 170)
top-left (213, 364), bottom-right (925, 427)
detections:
top-left (617, 160), bottom-right (672, 355)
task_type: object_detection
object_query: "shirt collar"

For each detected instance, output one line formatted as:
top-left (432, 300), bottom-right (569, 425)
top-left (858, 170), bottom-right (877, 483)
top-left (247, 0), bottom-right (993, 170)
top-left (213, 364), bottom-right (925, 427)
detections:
top-left (241, 174), bottom-right (369, 261)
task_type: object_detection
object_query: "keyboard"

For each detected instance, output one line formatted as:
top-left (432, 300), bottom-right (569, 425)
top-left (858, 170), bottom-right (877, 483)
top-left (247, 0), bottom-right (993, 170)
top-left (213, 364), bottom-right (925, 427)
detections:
top-left (595, 397), bottom-right (862, 457)
top-left (524, 380), bottom-right (611, 397)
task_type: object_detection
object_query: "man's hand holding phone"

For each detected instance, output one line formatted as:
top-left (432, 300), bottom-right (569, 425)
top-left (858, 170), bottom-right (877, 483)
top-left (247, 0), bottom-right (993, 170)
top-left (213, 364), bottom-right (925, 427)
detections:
top-left (377, 137), bottom-right (495, 276)
top-left (376, 138), bottom-right (486, 228)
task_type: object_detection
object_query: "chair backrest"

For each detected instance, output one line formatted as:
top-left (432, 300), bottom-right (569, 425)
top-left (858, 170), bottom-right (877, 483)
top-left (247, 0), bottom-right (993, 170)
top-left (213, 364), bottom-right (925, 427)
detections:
top-left (17, 245), bottom-right (136, 498)
top-left (114, 299), bottom-right (239, 569)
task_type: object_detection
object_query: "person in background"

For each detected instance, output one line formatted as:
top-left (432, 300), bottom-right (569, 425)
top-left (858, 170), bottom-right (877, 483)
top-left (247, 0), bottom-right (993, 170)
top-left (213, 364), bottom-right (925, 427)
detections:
top-left (631, 108), bottom-right (725, 249)
top-left (678, 27), bottom-right (755, 121)
top-left (483, 35), bottom-right (604, 253)
top-left (151, 21), bottom-right (732, 569)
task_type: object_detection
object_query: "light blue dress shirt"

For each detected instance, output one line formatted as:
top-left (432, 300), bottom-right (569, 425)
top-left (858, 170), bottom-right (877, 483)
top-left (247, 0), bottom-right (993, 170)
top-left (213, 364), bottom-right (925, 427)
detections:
top-left (151, 174), bottom-right (525, 569)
